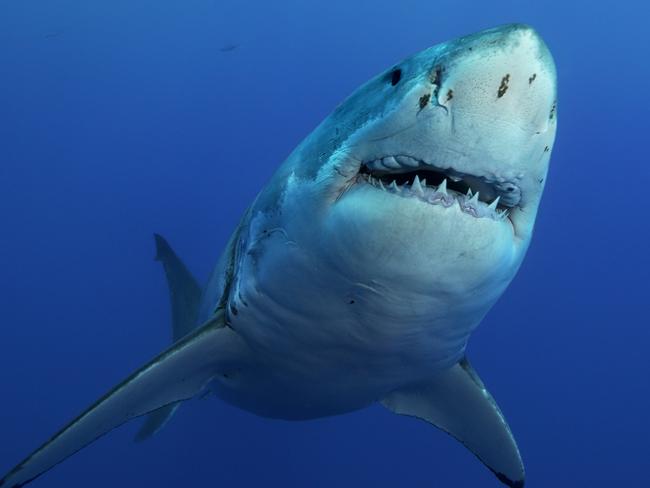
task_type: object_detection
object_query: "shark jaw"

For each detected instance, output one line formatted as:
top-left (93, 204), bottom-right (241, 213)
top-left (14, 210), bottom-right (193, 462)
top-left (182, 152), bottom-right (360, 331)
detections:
top-left (358, 156), bottom-right (514, 222)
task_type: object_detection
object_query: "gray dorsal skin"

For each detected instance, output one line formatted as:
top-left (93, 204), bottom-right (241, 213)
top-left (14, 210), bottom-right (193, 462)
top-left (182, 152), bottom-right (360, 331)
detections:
top-left (134, 234), bottom-right (203, 442)
top-left (1, 24), bottom-right (557, 487)
top-left (382, 357), bottom-right (524, 488)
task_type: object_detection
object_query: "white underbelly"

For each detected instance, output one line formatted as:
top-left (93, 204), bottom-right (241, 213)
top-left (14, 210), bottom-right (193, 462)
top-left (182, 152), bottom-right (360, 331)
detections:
top-left (211, 229), bottom-right (492, 419)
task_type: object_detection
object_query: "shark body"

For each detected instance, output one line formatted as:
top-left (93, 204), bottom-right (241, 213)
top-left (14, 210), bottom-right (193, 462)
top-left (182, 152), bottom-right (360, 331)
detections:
top-left (1, 24), bottom-right (557, 488)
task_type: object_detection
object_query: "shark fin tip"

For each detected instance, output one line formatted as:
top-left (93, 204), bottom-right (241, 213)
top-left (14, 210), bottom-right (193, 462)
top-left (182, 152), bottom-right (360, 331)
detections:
top-left (494, 471), bottom-right (525, 488)
top-left (153, 233), bottom-right (170, 262)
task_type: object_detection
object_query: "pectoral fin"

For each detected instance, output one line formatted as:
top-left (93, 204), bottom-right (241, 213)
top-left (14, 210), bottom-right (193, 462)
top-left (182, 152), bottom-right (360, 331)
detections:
top-left (0, 313), bottom-right (247, 488)
top-left (381, 357), bottom-right (524, 488)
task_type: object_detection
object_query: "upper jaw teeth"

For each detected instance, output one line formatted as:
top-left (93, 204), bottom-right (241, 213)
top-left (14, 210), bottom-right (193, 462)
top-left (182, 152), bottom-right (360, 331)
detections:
top-left (367, 156), bottom-right (421, 172)
top-left (381, 156), bottom-right (401, 169)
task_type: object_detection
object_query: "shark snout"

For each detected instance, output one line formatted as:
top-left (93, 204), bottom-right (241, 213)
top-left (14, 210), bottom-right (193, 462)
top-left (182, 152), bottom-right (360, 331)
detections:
top-left (432, 24), bottom-right (557, 135)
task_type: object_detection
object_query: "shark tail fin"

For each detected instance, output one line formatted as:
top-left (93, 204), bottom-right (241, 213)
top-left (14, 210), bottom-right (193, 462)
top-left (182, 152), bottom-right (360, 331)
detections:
top-left (0, 315), bottom-right (245, 488)
top-left (134, 234), bottom-right (203, 442)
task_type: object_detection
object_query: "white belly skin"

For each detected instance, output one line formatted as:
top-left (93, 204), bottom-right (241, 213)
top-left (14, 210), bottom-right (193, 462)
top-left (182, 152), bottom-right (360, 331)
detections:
top-left (209, 184), bottom-right (523, 420)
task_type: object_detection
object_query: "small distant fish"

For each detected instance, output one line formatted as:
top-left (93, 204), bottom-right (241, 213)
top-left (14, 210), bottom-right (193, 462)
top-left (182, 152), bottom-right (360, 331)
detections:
top-left (219, 43), bottom-right (239, 53)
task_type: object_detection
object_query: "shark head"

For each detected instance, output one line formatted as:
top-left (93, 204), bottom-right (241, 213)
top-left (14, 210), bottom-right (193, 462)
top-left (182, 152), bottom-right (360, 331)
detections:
top-left (244, 24), bottom-right (557, 371)
top-left (319, 23), bottom-right (557, 239)
top-left (257, 24), bottom-right (557, 353)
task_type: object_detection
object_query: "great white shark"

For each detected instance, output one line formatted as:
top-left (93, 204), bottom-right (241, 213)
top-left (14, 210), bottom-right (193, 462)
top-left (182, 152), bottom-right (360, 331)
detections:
top-left (1, 24), bottom-right (557, 487)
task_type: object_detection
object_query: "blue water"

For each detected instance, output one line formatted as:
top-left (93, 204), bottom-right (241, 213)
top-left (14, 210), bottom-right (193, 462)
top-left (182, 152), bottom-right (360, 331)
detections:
top-left (1, 1), bottom-right (649, 486)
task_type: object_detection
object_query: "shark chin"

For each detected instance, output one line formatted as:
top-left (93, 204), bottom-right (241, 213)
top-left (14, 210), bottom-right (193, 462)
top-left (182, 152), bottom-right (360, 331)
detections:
top-left (1, 24), bottom-right (556, 488)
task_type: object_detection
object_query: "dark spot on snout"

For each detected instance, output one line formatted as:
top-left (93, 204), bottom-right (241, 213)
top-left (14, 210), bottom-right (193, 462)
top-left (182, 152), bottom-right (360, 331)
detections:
top-left (446, 89), bottom-right (454, 102)
top-left (549, 101), bottom-right (557, 120)
top-left (348, 299), bottom-right (355, 305)
top-left (544, 145), bottom-right (550, 152)
top-left (529, 73), bottom-right (537, 85)
top-left (418, 93), bottom-right (431, 111)
top-left (497, 74), bottom-right (510, 98)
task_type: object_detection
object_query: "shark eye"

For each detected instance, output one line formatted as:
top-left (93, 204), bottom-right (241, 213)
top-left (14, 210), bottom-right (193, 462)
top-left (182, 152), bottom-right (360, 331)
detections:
top-left (390, 69), bottom-right (402, 86)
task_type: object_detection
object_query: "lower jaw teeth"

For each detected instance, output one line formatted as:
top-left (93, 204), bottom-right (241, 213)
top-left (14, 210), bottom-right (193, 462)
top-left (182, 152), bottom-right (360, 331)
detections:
top-left (365, 175), bottom-right (508, 221)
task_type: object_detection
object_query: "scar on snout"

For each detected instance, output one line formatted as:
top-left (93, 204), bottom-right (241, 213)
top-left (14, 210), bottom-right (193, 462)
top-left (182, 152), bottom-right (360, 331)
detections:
top-left (418, 93), bottom-right (431, 110)
top-left (430, 66), bottom-right (443, 99)
top-left (445, 89), bottom-right (453, 102)
top-left (544, 145), bottom-right (550, 152)
top-left (429, 66), bottom-right (443, 85)
top-left (529, 73), bottom-right (537, 85)
top-left (497, 74), bottom-right (510, 98)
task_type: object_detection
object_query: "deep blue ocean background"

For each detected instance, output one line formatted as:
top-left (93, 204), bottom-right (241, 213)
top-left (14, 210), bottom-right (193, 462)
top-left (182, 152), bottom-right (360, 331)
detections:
top-left (1, 1), bottom-right (649, 486)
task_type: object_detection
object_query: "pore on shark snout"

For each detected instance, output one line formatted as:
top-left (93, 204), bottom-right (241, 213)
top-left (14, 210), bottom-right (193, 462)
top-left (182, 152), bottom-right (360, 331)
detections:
top-left (1, 24), bottom-right (556, 488)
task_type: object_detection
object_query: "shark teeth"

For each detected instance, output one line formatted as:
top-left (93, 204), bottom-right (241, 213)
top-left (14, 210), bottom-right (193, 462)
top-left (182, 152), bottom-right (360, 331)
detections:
top-left (363, 173), bottom-right (508, 222)
top-left (411, 175), bottom-right (424, 195)
top-left (382, 156), bottom-right (401, 169)
top-left (395, 155), bottom-right (420, 167)
top-left (487, 196), bottom-right (500, 211)
top-left (360, 157), bottom-right (512, 222)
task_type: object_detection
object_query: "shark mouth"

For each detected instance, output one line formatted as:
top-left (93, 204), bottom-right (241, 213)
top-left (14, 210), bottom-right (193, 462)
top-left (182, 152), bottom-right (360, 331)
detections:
top-left (357, 155), bottom-right (519, 221)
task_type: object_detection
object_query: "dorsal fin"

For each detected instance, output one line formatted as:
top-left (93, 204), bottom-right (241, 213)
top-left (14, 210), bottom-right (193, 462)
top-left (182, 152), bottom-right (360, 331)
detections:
top-left (153, 233), bottom-right (202, 341)
top-left (381, 357), bottom-right (525, 487)
top-left (135, 234), bottom-right (203, 442)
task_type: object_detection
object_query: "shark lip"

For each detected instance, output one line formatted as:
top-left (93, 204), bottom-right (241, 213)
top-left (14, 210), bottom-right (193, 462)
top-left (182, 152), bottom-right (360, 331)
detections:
top-left (357, 155), bottom-right (517, 222)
